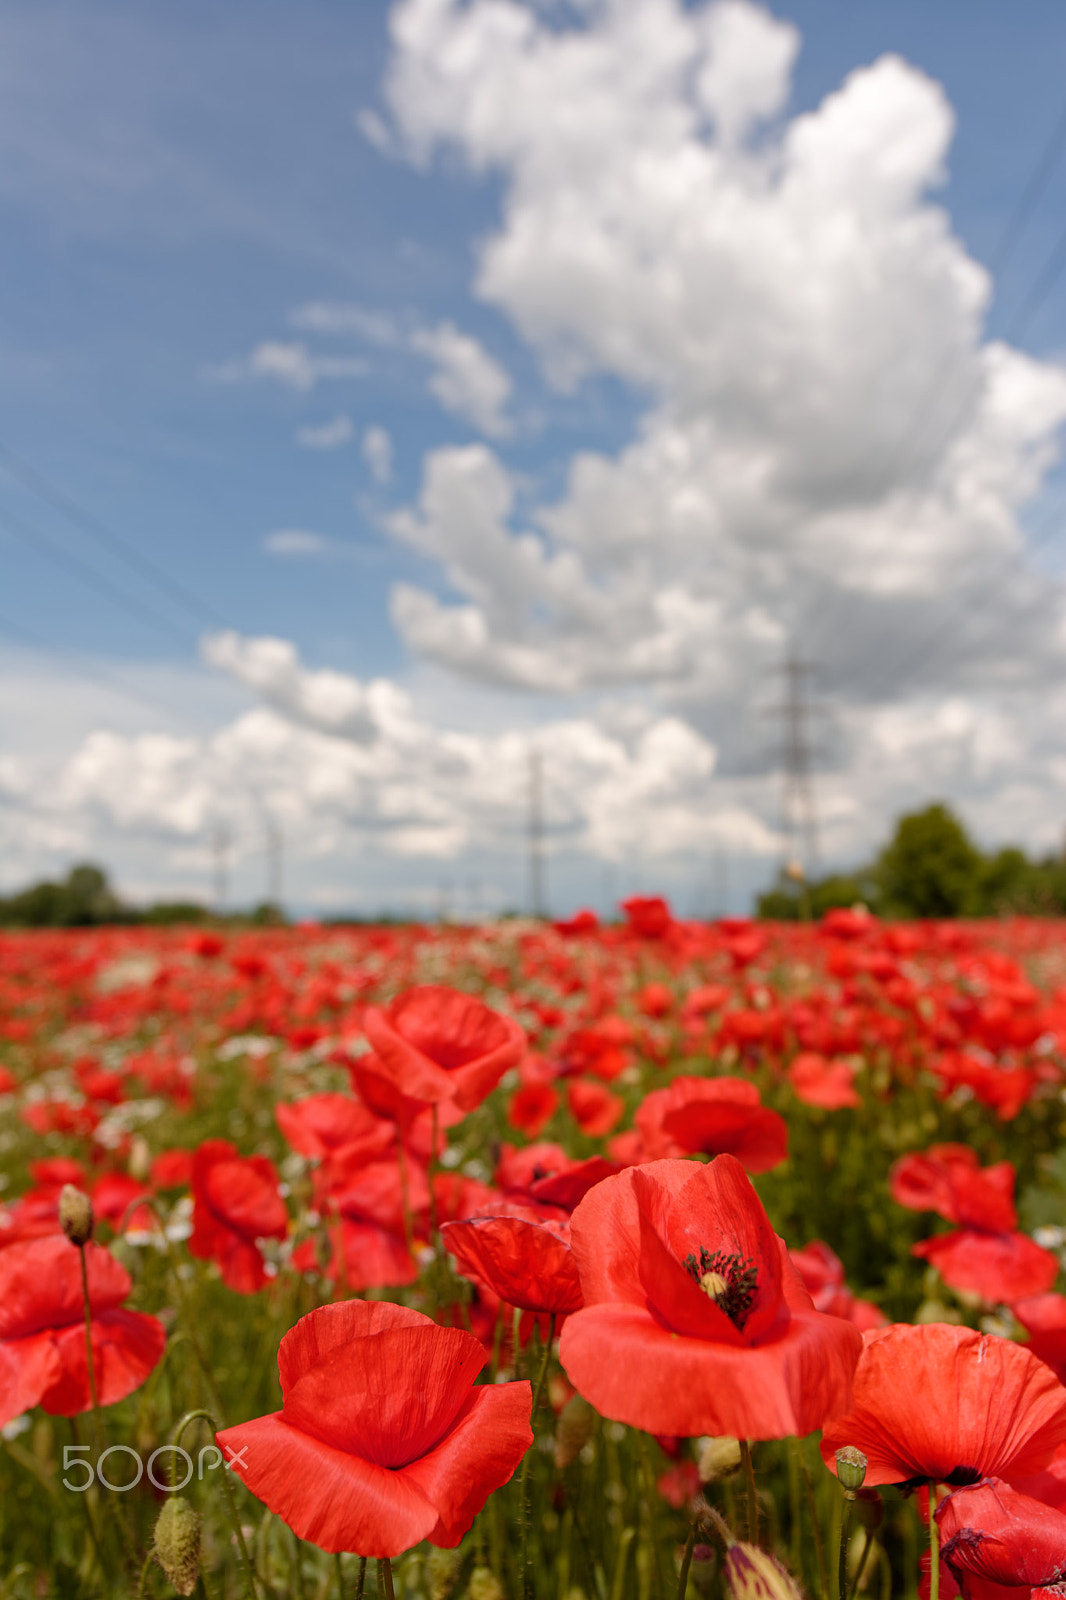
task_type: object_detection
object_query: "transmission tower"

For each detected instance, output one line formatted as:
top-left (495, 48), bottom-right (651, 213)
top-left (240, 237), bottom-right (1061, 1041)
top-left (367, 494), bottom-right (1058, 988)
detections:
top-left (527, 748), bottom-right (547, 918)
top-left (211, 822), bottom-right (231, 913)
top-left (765, 653), bottom-right (821, 878)
top-left (266, 818), bottom-right (283, 911)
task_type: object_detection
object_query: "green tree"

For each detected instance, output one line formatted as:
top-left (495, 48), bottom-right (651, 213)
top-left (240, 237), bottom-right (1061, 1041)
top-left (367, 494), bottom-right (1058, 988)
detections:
top-left (875, 802), bottom-right (983, 918)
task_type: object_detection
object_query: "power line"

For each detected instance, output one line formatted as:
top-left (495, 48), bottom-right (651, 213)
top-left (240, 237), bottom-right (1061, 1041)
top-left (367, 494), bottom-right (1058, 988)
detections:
top-left (0, 504), bottom-right (191, 649)
top-left (0, 439), bottom-right (227, 631)
top-left (795, 90), bottom-right (1066, 657)
top-left (0, 611), bottom-right (193, 728)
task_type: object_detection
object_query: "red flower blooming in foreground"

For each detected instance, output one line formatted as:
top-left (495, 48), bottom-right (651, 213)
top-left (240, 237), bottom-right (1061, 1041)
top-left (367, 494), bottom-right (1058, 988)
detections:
top-left (891, 1147), bottom-right (1057, 1304)
top-left (0, 1235), bottom-right (165, 1427)
top-left (937, 1477), bottom-right (1066, 1592)
top-left (216, 1300), bottom-right (532, 1557)
top-left (558, 1155), bottom-right (862, 1438)
top-left (441, 1203), bottom-right (583, 1315)
top-left (363, 985), bottom-right (525, 1112)
top-left (634, 1076), bottom-right (788, 1172)
top-left (189, 1140), bottom-right (288, 1294)
top-left (821, 1324), bottom-right (1066, 1488)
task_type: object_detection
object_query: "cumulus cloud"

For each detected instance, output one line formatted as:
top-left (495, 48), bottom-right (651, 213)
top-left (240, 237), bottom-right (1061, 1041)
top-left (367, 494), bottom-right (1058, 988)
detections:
top-left (373, 0), bottom-right (1066, 783)
top-left (410, 321), bottom-right (513, 435)
top-left (296, 415), bottom-right (354, 450)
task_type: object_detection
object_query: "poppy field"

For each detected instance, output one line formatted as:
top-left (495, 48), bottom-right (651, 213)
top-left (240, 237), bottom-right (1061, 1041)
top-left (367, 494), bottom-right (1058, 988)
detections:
top-left (3, 900), bottom-right (1066, 1599)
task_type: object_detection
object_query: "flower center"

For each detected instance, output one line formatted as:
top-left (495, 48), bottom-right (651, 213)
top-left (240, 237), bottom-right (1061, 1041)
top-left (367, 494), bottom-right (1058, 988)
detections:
top-left (684, 1247), bottom-right (759, 1328)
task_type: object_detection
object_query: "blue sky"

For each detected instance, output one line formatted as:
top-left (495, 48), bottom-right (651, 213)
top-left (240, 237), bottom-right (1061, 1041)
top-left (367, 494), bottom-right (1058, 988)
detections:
top-left (4, 0), bottom-right (1066, 915)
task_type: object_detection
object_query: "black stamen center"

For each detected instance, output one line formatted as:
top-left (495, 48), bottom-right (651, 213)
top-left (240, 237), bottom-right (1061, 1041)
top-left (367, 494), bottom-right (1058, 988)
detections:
top-left (683, 1247), bottom-right (759, 1328)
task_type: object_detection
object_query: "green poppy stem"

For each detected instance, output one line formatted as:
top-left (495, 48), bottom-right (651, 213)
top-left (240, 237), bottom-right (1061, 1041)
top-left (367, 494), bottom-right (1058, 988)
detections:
top-left (676, 1521), bottom-right (699, 1599)
top-left (172, 1410), bottom-right (257, 1600)
top-left (928, 1481), bottom-right (939, 1600)
top-left (520, 1313), bottom-right (557, 1600)
top-left (837, 1496), bottom-right (854, 1600)
top-left (739, 1439), bottom-right (758, 1544)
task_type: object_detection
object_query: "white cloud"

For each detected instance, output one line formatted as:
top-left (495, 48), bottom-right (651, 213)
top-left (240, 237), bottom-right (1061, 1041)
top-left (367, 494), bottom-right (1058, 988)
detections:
top-left (262, 529), bottom-right (331, 557)
top-left (211, 341), bottom-right (367, 391)
top-left (296, 415), bottom-right (354, 450)
top-left (410, 321), bottom-right (513, 435)
top-left (374, 0), bottom-right (1066, 762)
top-left (363, 425), bottom-right (394, 483)
top-left (291, 302), bottom-right (403, 345)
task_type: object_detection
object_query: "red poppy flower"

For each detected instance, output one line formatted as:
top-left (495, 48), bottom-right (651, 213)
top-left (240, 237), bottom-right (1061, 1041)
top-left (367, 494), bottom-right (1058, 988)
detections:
top-left (912, 1231), bottom-right (1058, 1306)
top-left (558, 1155), bottom-right (862, 1439)
top-left (441, 1204), bottom-right (583, 1315)
top-left (0, 1234), bottom-right (165, 1427)
top-left (821, 1324), bottom-right (1066, 1488)
top-left (567, 1079), bottom-right (624, 1137)
top-left (189, 1140), bottom-right (288, 1294)
top-left (363, 986), bottom-right (525, 1112)
top-left (937, 1477), bottom-right (1066, 1590)
top-left (215, 1300), bottom-right (533, 1557)
top-left (495, 1142), bottom-right (619, 1212)
top-left (635, 1077), bottom-right (788, 1173)
top-left (507, 1081), bottom-right (560, 1138)
top-left (276, 1094), bottom-right (394, 1167)
top-left (786, 1053), bottom-right (861, 1110)
top-left (892, 1148), bottom-right (1057, 1304)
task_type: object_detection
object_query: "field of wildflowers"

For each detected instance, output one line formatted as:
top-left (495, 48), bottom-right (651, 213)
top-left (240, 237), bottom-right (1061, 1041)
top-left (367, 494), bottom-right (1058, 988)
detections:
top-left (3, 898), bottom-right (1066, 1598)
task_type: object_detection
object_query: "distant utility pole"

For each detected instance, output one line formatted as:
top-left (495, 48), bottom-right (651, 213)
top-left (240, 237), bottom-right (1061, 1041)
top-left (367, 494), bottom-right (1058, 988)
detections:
top-left (712, 848), bottom-right (728, 920)
top-left (211, 822), bottom-right (231, 913)
top-left (266, 818), bottom-right (283, 911)
top-left (765, 653), bottom-right (821, 878)
top-left (527, 749), bottom-right (547, 918)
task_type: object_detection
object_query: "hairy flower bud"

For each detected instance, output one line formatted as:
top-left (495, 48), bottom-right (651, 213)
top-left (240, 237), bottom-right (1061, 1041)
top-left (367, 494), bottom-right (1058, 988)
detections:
top-left (153, 1497), bottom-right (202, 1597)
top-left (724, 1543), bottom-right (803, 1600)
top-left (59, 1185), bottom-right (94, 1248)
top-left (466, 1567), bottom-right (504, 1600)
top-left (697, 1434), bottom-right (742, 1482)
top-left (555, 1393), bottom-right (597, 1469)
top-left (835, 1446), bottom-right (868, 1493)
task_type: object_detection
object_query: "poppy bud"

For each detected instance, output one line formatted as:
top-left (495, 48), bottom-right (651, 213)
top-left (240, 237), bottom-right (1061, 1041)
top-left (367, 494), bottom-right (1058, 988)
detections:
top-left (835, 1446), bottom-right (868, 1493)
top-left (153, 1497), bottom-right (202, 1597)
top-left (555, 1393), bottom-right (597, 1469)
top-left (426, 1547), bottom-right (464, 1600)
top-left (59, 1185), bottom-right (94, 1247)
top-left (466, 1568), bottom-right (504, 1600)
top-left (697, 1434), bottom-right (742, 1482)
top-left (723, 1544), bottom-right (803, 1600)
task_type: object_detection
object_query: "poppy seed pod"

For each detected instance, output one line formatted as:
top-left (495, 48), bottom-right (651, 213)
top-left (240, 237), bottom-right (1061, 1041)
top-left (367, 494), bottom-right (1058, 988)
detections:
top-left (724, 1543), bottom-right (803, 1600)
top-left (835, 1446), bottom-right (868, 1493)
top-left (153, 1498), bottom-right (202, 1597)
top-left (59, 1185), bottom-right (94, 1248)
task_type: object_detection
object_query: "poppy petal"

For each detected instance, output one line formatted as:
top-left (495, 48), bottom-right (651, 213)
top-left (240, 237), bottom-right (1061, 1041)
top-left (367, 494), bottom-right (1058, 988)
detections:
top-left (404, 1381), bottom-right (534, 1547)
top-left (215, 1412), bottom-right (438, 1558)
